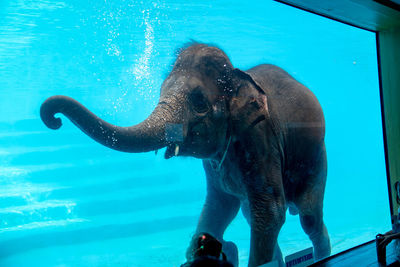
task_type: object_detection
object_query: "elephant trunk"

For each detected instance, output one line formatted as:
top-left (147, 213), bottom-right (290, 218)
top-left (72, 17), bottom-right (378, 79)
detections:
top-left (40, 95), bottom-right (176, 153)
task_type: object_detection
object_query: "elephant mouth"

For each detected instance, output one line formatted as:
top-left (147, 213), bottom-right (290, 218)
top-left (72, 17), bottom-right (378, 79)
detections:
top-left (164, 143), bottom-right (182, 159)
top-left (163, 122), bottom-right (207, 159)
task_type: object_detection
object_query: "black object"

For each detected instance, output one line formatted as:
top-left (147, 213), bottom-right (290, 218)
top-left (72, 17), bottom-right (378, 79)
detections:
top-left (181, 233), bottom-right (234, 267)
top-left (376, 230), bottom-right (400, 265)
top-left (183, 256), bottom-right (234, 267)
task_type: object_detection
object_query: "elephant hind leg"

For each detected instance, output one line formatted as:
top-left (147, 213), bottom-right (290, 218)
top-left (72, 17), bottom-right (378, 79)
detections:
top-left (241, 200), bottom-right (285, 266)
top-left (222, 241), bottom-right (239, 267)
top-left (295, 144), bottom-right (331, 260)
top-left (295, 178), bottom-right (331, 260)
top-left (274, 244), bottom-right (285, 267)
top-left (299, 208), bottom-right (331, 260)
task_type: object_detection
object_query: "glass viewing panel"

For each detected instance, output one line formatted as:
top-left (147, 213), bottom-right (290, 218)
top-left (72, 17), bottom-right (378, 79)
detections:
top-left (0, 0), bottom-right (391, 266)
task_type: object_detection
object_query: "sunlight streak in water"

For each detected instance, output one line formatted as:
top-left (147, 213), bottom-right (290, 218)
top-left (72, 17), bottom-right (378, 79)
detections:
top-left (0, 163), bottom-right (74, 179)
top-left (0, 218), bottom-right (88, 233)
top-left (0, 183), bottom-right (64, 198)
top-left (0, 181), bottom-right (81, 232)
top-left (0, 131), bottom-right (46, 138)
top-left (0, 145), bottom-right (80, 156)
top-left (0, 167), bottom-right (29, 178)
top-left (0, 1), bottom-right (68, 63)
top-left (0, 199), bottom-right (76, 214)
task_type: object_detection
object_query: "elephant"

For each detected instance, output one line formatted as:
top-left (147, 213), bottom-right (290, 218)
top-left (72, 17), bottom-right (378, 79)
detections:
top-left (40, 43), bottom-right (331, 267)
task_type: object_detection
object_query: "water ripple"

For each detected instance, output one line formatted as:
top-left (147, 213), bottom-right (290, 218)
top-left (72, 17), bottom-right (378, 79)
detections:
top-left (0, 218), bottom-right (87, 234)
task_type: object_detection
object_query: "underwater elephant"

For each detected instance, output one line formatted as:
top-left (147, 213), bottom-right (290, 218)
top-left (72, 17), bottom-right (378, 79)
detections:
top-left (40, 43), bottom-right (331, 267)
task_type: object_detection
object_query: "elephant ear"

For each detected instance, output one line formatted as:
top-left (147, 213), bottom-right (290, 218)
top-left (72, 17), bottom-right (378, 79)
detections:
top-left (229, 68), bottom-right (269, 136)
top-left (232, 68), bottom-right (266, 96)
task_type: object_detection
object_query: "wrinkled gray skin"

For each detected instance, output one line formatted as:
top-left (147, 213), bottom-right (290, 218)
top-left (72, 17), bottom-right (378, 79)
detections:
top-left (40, 43), bottom-right (331, 267)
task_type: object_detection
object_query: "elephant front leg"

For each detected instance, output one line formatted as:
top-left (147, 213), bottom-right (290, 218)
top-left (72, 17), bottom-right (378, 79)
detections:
top-left (186, 160), bottom-right (241, 266)
top-left (186, 190), bottom-right (240, 266)
top-left (248, 192), bottom-right (286, 267)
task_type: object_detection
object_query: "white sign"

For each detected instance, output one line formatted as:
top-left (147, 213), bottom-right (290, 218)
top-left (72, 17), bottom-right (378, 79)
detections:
top-left (285, 247), bottom-right (314, 267)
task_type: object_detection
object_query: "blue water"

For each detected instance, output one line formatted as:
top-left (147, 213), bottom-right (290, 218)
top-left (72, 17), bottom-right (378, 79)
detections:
top-left (0, 1), bottom-right (391, 266)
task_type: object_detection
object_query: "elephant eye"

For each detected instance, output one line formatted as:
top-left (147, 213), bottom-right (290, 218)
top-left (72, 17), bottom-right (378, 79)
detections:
top-left (189, 89), bottom-right (210, 114)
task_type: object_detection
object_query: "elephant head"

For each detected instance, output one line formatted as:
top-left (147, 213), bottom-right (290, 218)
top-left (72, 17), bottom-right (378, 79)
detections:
top-left (40, 43), bottom-right (266, 160)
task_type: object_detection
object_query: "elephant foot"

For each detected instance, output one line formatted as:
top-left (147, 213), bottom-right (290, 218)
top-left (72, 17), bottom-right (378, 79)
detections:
top-left (313, 234), bottom-right (331, 260)
top-left (273, 244), bottom-right (284, 267)
top-left (222, 240), bottom-right (239, 267)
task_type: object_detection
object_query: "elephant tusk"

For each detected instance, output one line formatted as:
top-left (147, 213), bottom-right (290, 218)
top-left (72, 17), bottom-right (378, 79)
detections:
top-left (175, 144), bottom-right (180, 156)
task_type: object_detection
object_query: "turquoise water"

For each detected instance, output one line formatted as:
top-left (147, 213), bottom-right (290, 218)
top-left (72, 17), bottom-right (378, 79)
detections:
top-left (0, 1), bottom-right (391, 266)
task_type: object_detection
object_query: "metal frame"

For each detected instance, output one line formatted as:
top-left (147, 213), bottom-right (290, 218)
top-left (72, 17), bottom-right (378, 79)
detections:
top-left (274, 0), bottom-right (400, 227)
